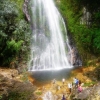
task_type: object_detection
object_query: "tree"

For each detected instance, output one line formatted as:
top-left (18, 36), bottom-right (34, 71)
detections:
top-left (0, 0), bottom-right (30, 66)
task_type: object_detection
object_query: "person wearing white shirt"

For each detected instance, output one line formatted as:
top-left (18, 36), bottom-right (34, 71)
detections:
top-left (62, 78), bottom-right (65, 85)
top-left (68, 83), bottom-right (72, 93)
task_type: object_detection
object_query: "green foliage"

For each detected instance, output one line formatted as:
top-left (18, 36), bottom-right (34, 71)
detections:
top-left (56, 0), bottom-right (100, 64)
top-left (7, 40), bottom-right (24, 53)
top-left (84, 81), bottom-right (96, 87)
top-left (0, 0), bottom-right (30, 66)
top-left (0, 95), bottom-right (2, 99)
top-left (8, 91), bottom-right (32, 100)
top-left (35, 91), bottom-right (42, 95)
top-left (11, 0), bottom-right (24, 19)
top-left (21, 72), bottom-right (29, 82)
top-left (2, 40), bottom-right (23, 65)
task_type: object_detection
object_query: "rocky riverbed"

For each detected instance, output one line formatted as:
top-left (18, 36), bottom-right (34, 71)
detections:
top-left (0, 66), bottom-right (100, 100)
top-left (0, 68), bottom-right (36, 100)
top-left (31, 66), bottom-right (100, 100)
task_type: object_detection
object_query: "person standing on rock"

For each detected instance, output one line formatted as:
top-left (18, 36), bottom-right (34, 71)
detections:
top-left (77, 80), bottom-right (83, 93)
top-left (52, 79), bottom-right (56, 85)
top-left (58, 85), bottom-right (61, 90)
top-left (68, 83), bottom-right (72, 93)
top-left (78, 85), bottom-right (83, 93)
top-left (73, 77), bottom-right (79, 88)
top-left (62, 94), bottom-right (66, 100)
top-left (62, 78), bottom-right (65, 85)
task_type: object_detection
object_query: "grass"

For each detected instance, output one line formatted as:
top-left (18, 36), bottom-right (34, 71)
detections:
top-left (8, 91), bottom-right (32, 100)
top-left (84, 81), bottom-right (97, 87)
top-left (35, 91), bottom-right (42, 95)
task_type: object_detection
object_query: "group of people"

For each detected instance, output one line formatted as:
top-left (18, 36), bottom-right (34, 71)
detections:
top-left (52, 77), bottom-right (83, 100)
top-left (73, 77), bottom-right (83, 92)
top-left (68, 77), bottom-right (83, 93)
top-left (62, 77), bottom-right (83, 100)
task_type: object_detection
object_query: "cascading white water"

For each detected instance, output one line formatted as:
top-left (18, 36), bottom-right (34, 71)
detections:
top-left (28, 0), bottom-right (73, 71)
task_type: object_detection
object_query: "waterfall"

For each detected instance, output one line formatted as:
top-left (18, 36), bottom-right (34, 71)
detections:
top-left (28, 0), bottom-right (73, 71)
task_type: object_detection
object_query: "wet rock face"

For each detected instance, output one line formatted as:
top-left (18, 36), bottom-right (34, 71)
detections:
top-left (67, 31), bottom-right (82, 67)
top-left (70, 47), bottom-right (82, 67)
top-left (67, 45), bottom-right (82, 67)
top-left (23, 0), bottom-right (30, 22)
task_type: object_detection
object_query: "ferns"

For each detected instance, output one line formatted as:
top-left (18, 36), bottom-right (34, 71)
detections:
top-left (7, 40), bottom-right (24, 53)
top-left (0, 0), bottom-right (30, 66)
